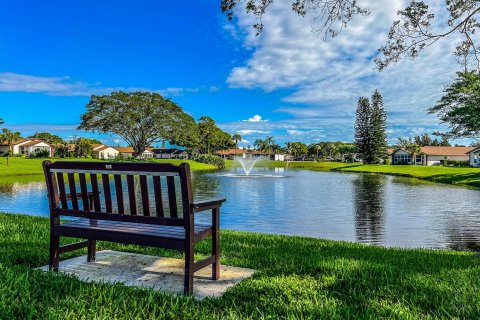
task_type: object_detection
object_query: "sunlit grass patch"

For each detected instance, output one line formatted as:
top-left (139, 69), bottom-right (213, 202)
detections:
top-left (1, 212), bottom-right (479, 319)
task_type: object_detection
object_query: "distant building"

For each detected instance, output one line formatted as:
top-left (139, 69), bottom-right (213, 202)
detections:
top-left (216, 149), bottom-right (269, 159)
top-left (467, 147), bottom-right (480, 167)
top-left (92, 144), bottom-right (119, 159)
top-left (152, 148), bottom-right (189, 159)
top-left (115, 147), bottom-right (154, 159)
top-left (216, 149), bottom-right (286, 161)
top-left (391, 146), bottom-right (474, 166)
top-left (0, 138), bottom-right (52, 157)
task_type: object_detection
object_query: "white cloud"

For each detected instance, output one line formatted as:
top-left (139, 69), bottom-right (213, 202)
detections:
top-left (237, 129), bottom-right (270, 135)
top-left (243, 114), bottom-right (267, 122)
top-left (287, 130), bottom-right (304, 135)
top-left (225, 0), bottom-right (464, 142)
top-left (0, 72), bottom-right (207, 97)
top-left (209, 85), bottom-right (220, 92)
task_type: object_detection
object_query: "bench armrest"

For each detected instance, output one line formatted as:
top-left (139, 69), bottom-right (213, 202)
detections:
top-left (191, 198), bottom-right (226, 213)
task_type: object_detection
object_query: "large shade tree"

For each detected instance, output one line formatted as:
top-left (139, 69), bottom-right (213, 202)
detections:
top-left (78, 91), bottom-right (197, 158)
top-left (428, 71), bottom-right (480, 138)
top-left (196, 116), bottom-right (234, 154)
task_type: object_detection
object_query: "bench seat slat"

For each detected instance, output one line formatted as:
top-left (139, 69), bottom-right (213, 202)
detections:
top-left (90, 174), bottom-right (101, 212)
top-left (167, 176), bottom-right (178, 218)
top-left (67, 173), bottom-right (79, 210)
top-left (153, 176), bottom-right (164, 217)
top-left (126, 175), bottom-right (137, 215)
top-left (55, 226), bottom-right (186, 251)
top-left (114, 175), bottom-right (124, 214)
top-left (140, 175), bottom-right (150, 216)
top-left (102, 174), bottom-right (112, 213)
top-left (55, 209), bottom-right (185, 226)
top-left (50, 169), bottom-right (179, 176)
top-left (78, 173), bottom-right (90, 211)
top-left (56, 173), bottom-right (68, 209)
top-left (56, 219), bottom-right (211, 241)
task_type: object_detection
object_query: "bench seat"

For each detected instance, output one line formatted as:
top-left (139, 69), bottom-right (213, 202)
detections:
top-left (55, 219), bottom-right (213, 250)
top-left (43, 160), bottom-right (225, 294)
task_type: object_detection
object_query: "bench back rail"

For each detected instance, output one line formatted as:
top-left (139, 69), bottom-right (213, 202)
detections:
top-left (43, 161), bottom-right (194, 227)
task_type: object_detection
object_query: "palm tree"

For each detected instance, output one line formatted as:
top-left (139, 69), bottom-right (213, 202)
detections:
top-left (0, 118), bottom-right (4, 125)
top-left (232, 134), bottom-right (242, 150)
top-left (324, 142), bottom-right (337, 159)
top-left (264, 136), bottom-right (275, 157)
top-left (309, 143), bottom-right (322, 159)
top-left (2, 129), bottom-right (21, 155)
top-left (253, 139), bottom-right (265, 152)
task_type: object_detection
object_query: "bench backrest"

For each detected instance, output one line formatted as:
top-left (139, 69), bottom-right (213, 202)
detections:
top-left (43, 161), bottom-right (193, 227)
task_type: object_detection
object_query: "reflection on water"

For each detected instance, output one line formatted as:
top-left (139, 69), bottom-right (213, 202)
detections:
top-left (1, 169), bottom-right (480, 250)
top-left (353, 174), bottom-right (386, 245)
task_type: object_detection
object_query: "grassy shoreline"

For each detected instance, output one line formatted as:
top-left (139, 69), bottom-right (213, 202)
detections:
top-left (0, 157), bottom-right (216, 177)
top-left (227, 160), bottom-right (480, 189)
top-left (1, 158), bottom-right (479, 189)
top-left (1, 212), bottom-right (480, 319)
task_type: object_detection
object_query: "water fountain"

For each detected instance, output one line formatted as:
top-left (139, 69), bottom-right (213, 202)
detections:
top-left (222, 155), bottom-right (286, 178)
top-left (235, 155), bottom-right (262, 176)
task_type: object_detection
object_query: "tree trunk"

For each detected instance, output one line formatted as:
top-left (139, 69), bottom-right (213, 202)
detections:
top-left (134, 146), bottom-right (144, 159)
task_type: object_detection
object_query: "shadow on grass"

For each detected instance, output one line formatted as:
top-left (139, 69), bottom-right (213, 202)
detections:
top-left (425, 172), bottom-right (480, 188)
top-left (1, 213), bottom-right (480, 318)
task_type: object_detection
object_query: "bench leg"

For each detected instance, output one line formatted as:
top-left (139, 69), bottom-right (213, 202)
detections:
top-left (212, 207), bottom-right (220, 280)
top-left (49, 235), bottom-right (60, 272)
top-left (184, 243), bottom-right (194, 295)
top-left (87, 239), bottom-right (96, 262)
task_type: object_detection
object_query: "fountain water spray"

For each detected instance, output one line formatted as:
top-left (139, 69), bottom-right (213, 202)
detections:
top-left (234, 155), bottom-right (263, 176)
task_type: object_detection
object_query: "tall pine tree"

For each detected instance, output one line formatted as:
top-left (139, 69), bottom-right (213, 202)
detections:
top-left (355, 91), bottom-right (388, 164)
top-left (355, 97), bottom-right (374, 163)
top-left (370, 90), bottom-right (387, 163)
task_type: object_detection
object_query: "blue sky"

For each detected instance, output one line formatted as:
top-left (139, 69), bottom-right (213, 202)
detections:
top-left (0, 0), bottom-right (473, 147)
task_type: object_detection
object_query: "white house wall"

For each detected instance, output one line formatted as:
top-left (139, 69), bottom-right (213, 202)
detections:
top-left (470, 152), bottom-right (480, 167)
top-left (426, 155), bottom-right (469, 166)
top-left (98, 147), bottom-right (119, 159)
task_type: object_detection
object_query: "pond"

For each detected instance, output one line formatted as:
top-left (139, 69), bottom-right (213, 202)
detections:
top-left (1, 168), bottom-right (479, 250)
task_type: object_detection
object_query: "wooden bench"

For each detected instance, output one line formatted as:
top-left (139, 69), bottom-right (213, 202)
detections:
top-left (42, 160), bottom-right (225, 294)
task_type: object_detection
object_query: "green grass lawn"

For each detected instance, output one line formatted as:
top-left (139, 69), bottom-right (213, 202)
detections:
top-left (1, 212), bottom-right (480, 319)
top-left (0, 157), bottom-right (216, 177)
top-left (333, 164), bottom-right (480, 188)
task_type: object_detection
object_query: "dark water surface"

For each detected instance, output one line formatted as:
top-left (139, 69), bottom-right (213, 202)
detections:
top-left (1, 168), bottom-right (479, 250)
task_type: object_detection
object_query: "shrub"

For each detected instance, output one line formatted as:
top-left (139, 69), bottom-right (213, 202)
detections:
top-left (440, 160), bottom-right (469, 167)
top-left (32, 149), bottom-right (50, 158)
top-left (194, 154), bottom-right (225, 169)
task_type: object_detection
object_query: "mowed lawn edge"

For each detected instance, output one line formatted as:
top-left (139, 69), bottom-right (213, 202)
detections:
top-left (1, 157), bottom-right (479, 188)
top-left (1, 212), bottom-right (480, 319)
top-left (0, 157), bottom-right (216, 177)
top-left (227, 160), bottom-right (480, 189)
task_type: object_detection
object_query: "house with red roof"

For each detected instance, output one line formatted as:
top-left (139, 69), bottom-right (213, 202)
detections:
top-left (391, 146), bottom-right (475, 166)
top-left (467, 147), bottom-right (480, 167)
top-left (0, 138), bottom-right (52, 157)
